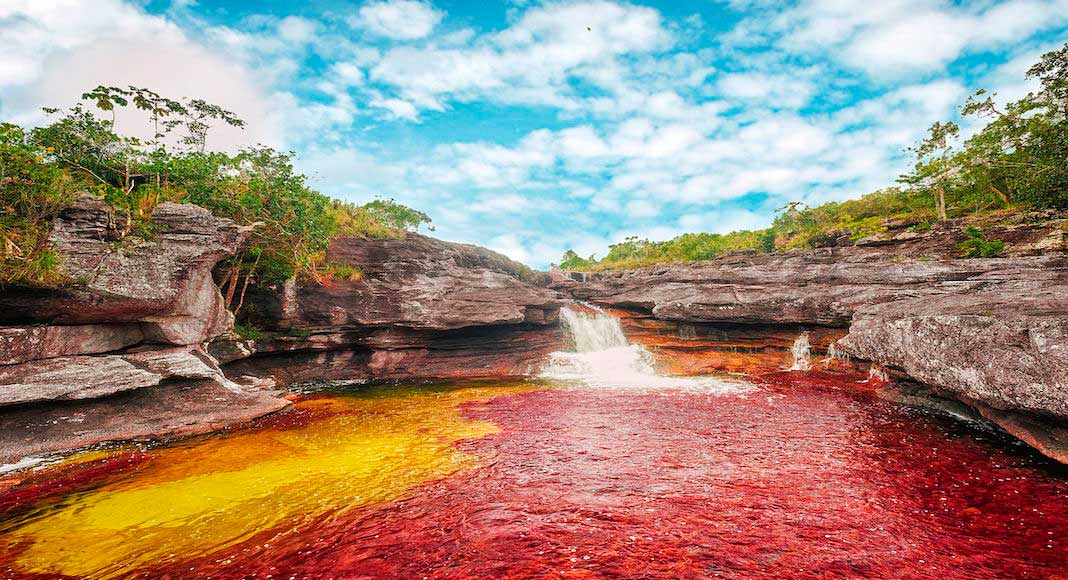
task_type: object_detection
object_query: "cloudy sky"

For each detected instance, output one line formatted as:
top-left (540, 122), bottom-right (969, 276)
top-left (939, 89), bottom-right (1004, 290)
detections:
top-left (2, 0), bottom-right (1066, 266)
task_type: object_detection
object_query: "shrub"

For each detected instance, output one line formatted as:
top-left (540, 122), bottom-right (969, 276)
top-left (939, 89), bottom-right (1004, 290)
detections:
top-left (232, 321), bottom-right (269, 340)
top-left (957, 226), bottom-right (1006, 258)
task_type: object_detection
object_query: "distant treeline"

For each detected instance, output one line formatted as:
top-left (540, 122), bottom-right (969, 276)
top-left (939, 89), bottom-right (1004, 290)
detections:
top-left (558, 44), bottom-right (1068, 271)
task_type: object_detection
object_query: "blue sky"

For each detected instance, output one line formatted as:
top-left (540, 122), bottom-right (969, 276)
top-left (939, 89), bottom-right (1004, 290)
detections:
top-left (2, 0), bottom-right (1066, 267)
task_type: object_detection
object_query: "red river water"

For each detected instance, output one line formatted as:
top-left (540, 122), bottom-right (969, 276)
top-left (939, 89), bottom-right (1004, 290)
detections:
top-left (3, 371), bottom-right (1067, 579)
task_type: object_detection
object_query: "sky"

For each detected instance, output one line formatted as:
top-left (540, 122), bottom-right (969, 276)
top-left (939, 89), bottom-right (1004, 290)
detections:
top-left (1, 0), bottom-right (1066, 267)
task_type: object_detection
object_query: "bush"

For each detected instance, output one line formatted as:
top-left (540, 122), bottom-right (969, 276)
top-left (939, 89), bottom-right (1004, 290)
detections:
top-left (0, 124), bottom-right (78, 286)
top-left (957, 226), bottom-right (1006, 258)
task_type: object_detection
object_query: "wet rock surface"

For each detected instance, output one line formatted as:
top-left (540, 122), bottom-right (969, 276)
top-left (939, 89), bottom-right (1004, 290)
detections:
top-left (0, 379), bottom-right (289, 465)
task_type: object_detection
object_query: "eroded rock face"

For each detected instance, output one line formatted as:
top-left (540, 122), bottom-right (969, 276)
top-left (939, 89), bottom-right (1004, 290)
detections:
top-left (249, 234), bottom-right (560, 331)
top-left (224, 233), bottom-right (566, 382)
top-left (0, 378), bottom-right (289, 464)
top-left (0, 346), bottom-right (224, 407)
top-left (0, 196), bottom-right (287, 462)
top-left (837, 281), bottom-right (1068, 419)
top-left (0, 194), bottom-right (249, 344)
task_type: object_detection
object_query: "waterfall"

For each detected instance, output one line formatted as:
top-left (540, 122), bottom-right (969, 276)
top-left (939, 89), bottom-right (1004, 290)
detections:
top-left (862, 364), bottom-right (890, 384)
top-left (541, 306), bottom-right (751, 393)
top-left (558, 306), bottom-right (629, 352)
top-left (824, 342), bottom-right (849, 363)
top-left (789, 332), bottom-right (812, 371)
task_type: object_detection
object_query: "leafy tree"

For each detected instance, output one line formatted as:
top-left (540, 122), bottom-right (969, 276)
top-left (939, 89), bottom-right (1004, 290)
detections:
top-left (2, 85), bottom-right (432, 304)
top-left (903, 121), bottom-right (960, 220)
top-left (359, 197), bottom-right (432, 231)
top-left (556, 250), bottom-right (595, 270)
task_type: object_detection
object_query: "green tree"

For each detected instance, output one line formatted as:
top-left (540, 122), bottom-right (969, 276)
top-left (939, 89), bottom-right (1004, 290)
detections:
top-left (904, 121), bottom-right (960, 220)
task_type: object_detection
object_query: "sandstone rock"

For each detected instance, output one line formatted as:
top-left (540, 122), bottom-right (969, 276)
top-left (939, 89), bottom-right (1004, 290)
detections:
top-left (0, 324), bottom-right (143, 366)
top-left (0, 379), bottom-right (290, 465)
top-left (837, 281), bottom-right (1068, 420)
top-left (565, 235), bottom-right (1068, 461)
top-left (0, 194), bottom-right (248, 346)
top-left (0, 346), bottom-right (225, 407)
top-left (249, 233), bottom-right (561, 331)
top-left (226, 233), bottom-right (566, 385)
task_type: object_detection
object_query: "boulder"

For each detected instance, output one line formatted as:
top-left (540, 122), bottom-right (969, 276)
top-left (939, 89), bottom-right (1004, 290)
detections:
top-left (837, 281), bottom-right (1068, 420)
top-left (0, 194), bottom-right (249, 345)
top-left (0, 346), bottom-right (225, 407)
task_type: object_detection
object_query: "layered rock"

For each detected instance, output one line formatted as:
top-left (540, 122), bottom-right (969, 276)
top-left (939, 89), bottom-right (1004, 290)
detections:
top-left (562, 220), bottom-right (1068, 460)
top-left (221, 233), bottom-right (565, 382)
top-left (0, 195), bottom-right (288, 463)
top-left (0, 194), bottom-right (248, 343)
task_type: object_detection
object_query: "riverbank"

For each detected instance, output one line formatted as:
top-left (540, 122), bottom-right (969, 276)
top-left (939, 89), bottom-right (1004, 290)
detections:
top-left (1, 195), bottom-right (1066, 465)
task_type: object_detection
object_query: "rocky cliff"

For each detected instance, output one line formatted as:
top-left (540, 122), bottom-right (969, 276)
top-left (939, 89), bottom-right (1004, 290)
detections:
top-left (214, 232), bottom-right (565, 383)
top-left (0, 196), bottom-right (280, 463)
top-left (0, 198), bottom-right (566, 465)
top-left (561, 218), bottom-right (1068, 461)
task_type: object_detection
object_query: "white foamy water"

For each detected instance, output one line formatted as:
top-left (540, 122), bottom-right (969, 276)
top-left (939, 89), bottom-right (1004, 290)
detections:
top-left (789, 332), bottom-right (811, 371)
top-left (540, 306), bottom-right (752, 393)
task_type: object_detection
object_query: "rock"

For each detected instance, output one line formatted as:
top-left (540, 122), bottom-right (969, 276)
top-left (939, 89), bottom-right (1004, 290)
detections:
top-left (0, 194), bottom-right (249, 346)
top-left (0, 346), bottom-right (225, 407)
top-left (249, 233), bottom-right (560, 331)
top-left (570, 246), bottom-right (1065, 327)
top-left (0, 379), bottom-right (290, 465)
top-left (0, 195), bottom-right (277, 464)
top-left (565, 232), bottom-right (1068, 461)
top-left (227, 233), bottom-right (566, 384)
top-left (601, 307), bottom-right (850, 375)
top-left (837, 281), bottom-right (1068, 420)
top-left (0, 324), bottom-right (143, 366)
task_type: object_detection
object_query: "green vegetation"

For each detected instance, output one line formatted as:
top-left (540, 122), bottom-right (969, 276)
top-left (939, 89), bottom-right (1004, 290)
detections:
top-left (0, 85), bottom-right (429, 308)
top-left (320, 262), bottom-right (364, 284)
top-left (558, 44), bottom-right (1068, 270)
top-left (232, 321), bottom-right (270, 340)
top-left (957, 226), bottom-right (1006, 258)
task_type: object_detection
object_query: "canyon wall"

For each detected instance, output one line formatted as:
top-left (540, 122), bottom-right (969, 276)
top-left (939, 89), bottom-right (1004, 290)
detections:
top-left (2, 198), bottom-right (1066, 465)
top-left (0, 197), bottom-right (564, 464)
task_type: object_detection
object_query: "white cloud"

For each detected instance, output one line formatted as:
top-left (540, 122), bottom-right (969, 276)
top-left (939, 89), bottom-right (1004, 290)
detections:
top-left (354, 0), bottom-right (444, 40)
top-left (371, 97), bottom-right (420, 120)
top-left (746, 0), bottom-right (1068, 77)
top-left (0, 1), bottom-right (283, 149)
top-left (624, 199), bottom-right (659, 218)
top-left (368, 1), bottom-right (672, 112)
top-left (718, 72), bottom-right (815, 108)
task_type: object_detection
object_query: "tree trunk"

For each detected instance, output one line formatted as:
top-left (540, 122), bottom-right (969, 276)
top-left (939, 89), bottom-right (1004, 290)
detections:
top-left (223, 263), bottom-right (240, 310)
top-left (233, 253), bottom-right (261, 317)
top-left (936, 186), bottom-right (948, 220)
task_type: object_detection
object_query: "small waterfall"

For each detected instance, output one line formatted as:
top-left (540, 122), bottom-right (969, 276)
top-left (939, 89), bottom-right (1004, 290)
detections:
top-left (789, 332), bottom-right (812, 371)
top-left (824, 342), bottom-right (849, 362)
top-left (558, 306), bottom-right (629, 352)
top-left (862, 364), bottom-right (890, 384)
top-left (541, 306), bottom-right (751, 393)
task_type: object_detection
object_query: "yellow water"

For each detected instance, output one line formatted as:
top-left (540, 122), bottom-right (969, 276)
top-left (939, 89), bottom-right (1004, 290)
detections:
top-left (0, 382), bottom-right (533, 578)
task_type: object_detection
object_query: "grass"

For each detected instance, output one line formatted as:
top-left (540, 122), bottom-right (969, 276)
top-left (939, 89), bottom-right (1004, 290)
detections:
top-left (232, 322), bottom-right (270, 340)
